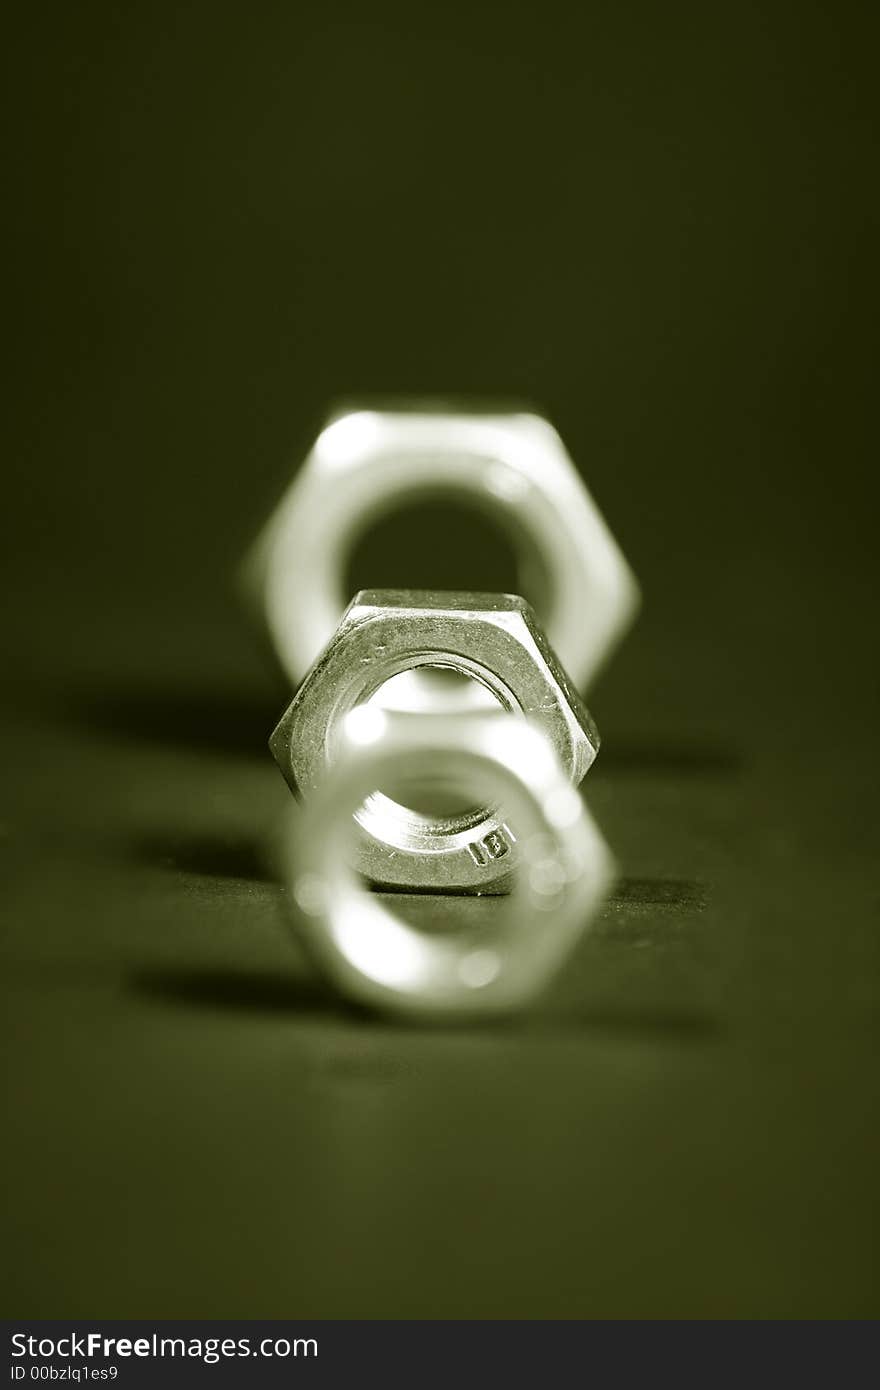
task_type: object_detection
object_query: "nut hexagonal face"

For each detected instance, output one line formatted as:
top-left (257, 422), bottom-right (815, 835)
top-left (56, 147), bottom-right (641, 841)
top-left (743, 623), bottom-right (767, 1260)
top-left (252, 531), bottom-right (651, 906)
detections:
top-left (248, 406), bottom-right (639, 691)
top-left (270, 589), bottom-right (600, 892)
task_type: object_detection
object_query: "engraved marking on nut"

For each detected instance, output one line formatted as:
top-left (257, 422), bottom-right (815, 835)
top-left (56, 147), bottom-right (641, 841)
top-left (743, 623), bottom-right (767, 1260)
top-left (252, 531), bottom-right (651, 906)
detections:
top-left (251, 409), bottom-right (639, 692)
top-left (269, 590), bottom-right (600, 893)
top-left (282, 711), bottom-right (614, 1018)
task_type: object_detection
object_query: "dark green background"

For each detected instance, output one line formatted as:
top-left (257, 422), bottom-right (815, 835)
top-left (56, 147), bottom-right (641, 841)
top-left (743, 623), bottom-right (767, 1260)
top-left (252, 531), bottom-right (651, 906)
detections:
top-left (3, 2), bottom-right (877, 1315)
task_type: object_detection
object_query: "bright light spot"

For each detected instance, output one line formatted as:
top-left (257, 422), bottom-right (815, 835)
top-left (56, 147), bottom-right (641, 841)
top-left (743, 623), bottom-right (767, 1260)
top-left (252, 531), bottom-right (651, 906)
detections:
top-left (336, 912), bottom-right (425, 990)
top-left (484, 462), bottom-right (530, 503)
top-left (315, 412), bottom-right (381, 469)
top-left (543, 786), bottom-right (582, 829)
top-left (344, 704), bottom-right (389, 747)
top-left (294, 873), bottom-right (326, 915)
top-left (529, 857), bottom-right (567, 902)
top-left (458, 950), bottom-right (501, 989)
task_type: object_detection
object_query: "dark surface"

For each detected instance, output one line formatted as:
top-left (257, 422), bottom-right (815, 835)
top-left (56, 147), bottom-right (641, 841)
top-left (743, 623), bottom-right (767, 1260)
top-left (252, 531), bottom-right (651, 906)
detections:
top-left (3, 1), bottom-right (878, 1316)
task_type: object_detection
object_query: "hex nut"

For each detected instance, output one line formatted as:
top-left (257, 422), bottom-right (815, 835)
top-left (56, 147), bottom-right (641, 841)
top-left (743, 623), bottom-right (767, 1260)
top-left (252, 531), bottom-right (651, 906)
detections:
top-left (279, 709), bottom-right (615, 1018)
top-left (270, 588), bottom-right (600, 892)
top-left (247, 405), bottom-right (639, 692)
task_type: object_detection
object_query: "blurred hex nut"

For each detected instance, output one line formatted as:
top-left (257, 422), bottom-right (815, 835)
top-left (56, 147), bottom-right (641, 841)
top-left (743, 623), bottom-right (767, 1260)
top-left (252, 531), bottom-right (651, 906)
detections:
top-left (269, 589), bottom-right (600, 892)
top-left (249, 407), bottom-right (639, 691)
top-left (281, 709), bottom-right (614, 1019)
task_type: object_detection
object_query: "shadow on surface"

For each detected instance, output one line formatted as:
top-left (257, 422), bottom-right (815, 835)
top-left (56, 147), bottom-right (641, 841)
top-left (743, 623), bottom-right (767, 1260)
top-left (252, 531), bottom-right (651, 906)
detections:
top-left (133, 831), bottom-right (274, 884)
top-left (48, 681), bottom-right (743, 778)
top-left (126, 966), bottom-right (721, 1043)
top-left (131, 834), bottom-right (707, 925)
top-left (128, 966), bottom-right (346, 1018)
top-left (64, 686), bottom-right (279, 759)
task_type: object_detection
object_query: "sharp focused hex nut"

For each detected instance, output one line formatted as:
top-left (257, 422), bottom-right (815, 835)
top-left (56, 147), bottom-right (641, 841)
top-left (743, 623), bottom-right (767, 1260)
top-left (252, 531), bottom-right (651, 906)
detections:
top-left (280, 709), bottom-right (615, 1019)
top-left (270, 589), bottom-right (600, 892)
top-left (248, 406), bottom-right (639, 692)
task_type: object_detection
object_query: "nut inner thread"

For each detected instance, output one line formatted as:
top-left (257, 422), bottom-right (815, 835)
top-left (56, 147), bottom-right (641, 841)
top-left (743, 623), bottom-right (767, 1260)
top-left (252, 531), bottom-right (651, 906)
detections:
top-left (358, 663), bottom-right (510, 838)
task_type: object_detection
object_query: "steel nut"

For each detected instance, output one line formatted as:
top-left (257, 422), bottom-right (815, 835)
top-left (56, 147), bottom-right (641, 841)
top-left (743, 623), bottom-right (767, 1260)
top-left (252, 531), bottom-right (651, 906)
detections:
top-left (281, 709), bottom-right (615, 1019)
top-left (270, 588), bottom-right (600, 893)
top-left (247, 405), bottom-right (639, 692)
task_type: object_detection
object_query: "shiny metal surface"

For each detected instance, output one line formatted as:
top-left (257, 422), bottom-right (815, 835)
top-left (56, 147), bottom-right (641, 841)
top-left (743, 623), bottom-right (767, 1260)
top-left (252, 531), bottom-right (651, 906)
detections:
top-left (281, 710), bottom-right (614, 1019)
top-left (249, 407), bottom-right (639, 691)
top-left (270, 589), bottom-right (600, 892)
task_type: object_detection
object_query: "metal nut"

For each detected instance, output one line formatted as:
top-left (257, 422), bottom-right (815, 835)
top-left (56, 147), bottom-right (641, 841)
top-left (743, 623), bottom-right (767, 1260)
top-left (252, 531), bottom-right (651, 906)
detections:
top-left (281, 709), bottom-right (614, 1019)
top-left (270, 588), bottom-right (600, 892)
top-left (247, 406), bottom-right (638, 692)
